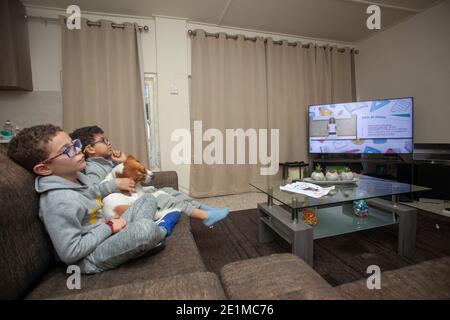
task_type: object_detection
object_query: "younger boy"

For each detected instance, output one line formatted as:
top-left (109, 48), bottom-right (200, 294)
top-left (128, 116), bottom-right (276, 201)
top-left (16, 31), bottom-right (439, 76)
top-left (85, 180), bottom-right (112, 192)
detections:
top-left (70, 126), bottom-right (229, 226)
top-left (70, 126), bottom-right (126, 185)
top-left (8, 124), bottom-right (180, 274)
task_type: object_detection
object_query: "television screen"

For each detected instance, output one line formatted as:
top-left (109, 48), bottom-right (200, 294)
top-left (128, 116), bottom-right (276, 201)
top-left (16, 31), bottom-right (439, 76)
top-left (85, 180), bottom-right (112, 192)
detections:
top-left (308, 97), bottom-right (413, 154)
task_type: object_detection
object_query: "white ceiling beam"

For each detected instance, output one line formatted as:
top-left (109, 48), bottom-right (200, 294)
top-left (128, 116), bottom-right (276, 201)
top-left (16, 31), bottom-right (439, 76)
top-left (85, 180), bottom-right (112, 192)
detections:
top-left (217, 0), bottom-right (234, 25)
top-left (339, 0), bottom-right (422, 13)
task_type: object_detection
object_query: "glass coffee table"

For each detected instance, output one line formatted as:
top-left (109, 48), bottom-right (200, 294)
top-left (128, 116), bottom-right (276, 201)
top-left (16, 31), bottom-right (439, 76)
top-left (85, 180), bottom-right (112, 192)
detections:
top-left (250, 175), bottom-right (429, 266)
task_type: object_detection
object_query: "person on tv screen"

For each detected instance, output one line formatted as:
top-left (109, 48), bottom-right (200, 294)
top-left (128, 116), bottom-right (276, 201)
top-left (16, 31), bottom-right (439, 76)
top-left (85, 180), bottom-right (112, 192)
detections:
top-left (328, 117), bottom-right (337, 137)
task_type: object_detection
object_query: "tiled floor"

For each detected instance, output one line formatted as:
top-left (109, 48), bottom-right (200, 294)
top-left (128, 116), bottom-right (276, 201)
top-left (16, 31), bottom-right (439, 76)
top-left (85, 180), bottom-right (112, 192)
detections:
top-left (195, 192), bottom-right (267, 211)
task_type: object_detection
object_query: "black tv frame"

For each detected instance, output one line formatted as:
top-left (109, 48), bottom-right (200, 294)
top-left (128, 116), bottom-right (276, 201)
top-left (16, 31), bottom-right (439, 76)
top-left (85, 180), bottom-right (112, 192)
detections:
top-left (307, 96), bottom-right (414, 156)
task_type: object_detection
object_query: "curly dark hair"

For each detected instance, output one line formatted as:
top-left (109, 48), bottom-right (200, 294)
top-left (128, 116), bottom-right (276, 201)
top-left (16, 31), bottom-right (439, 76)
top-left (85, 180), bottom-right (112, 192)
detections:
top-left (7, 124), bottom-right (63, 172)
top-left (69, 125), bottom-right (104, 156)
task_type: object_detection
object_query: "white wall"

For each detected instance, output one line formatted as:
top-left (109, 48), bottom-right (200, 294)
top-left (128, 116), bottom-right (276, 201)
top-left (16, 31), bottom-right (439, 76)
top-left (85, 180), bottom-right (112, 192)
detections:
top-left (155, 17), bottom-right (191, 193)
top-left (355, 0), bottom-right (450, 144)
top-left (0, 5), bottom-right (354, 193)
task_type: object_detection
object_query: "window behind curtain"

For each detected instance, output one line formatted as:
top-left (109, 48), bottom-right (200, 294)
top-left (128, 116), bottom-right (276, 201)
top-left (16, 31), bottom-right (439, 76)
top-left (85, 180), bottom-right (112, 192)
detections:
top-left (144, 73), bottom-right (160, 170)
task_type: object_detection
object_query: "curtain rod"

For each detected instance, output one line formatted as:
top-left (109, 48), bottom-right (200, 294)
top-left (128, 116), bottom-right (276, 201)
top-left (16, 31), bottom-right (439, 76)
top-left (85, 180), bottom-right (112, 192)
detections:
top-left (24, 15), bottom-right (149, 31)
top-left (188, 29), bottom-right (359, 54)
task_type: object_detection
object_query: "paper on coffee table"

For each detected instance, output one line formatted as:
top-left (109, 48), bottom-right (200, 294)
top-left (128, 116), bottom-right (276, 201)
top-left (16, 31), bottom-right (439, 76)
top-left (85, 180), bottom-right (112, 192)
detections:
top-left (280, 181), bottom-right (335, 199)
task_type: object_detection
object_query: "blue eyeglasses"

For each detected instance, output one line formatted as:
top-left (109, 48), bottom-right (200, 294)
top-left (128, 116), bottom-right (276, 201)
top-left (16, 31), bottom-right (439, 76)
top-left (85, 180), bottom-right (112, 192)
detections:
top-left (41, 139), bottom-right (83, 164)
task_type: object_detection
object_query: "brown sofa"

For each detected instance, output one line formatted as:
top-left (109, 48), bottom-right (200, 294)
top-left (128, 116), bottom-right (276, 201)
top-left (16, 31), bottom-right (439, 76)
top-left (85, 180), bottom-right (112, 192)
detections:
top-left (1, 151), bottom-right (449, 300)
top-left (220, 253), bottom-right (450, 300)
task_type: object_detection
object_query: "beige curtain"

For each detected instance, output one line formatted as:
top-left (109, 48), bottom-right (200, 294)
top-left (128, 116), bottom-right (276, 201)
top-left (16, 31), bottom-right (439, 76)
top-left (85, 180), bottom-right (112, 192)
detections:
top-left (61, 18), bottom-right (149, 167)
top-left (190, 30), bottom-right (355, 197)
top-left (266, 40), bottom-right (354, 165)
top-left (190, 30), bottom-right (268, 197)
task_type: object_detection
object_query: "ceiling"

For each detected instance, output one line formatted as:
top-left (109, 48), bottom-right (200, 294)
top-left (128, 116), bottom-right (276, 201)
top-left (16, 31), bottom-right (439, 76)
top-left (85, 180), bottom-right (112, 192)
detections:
top-left (23, 0), bottom-right (443, 42)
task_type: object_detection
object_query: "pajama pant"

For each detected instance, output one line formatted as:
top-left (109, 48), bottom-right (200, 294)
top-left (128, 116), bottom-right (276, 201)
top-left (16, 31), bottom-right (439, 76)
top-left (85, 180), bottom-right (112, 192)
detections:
top-left (78, 193), bottom-right (166, 274)
top-left (143, 186), bottom-right (203, 216)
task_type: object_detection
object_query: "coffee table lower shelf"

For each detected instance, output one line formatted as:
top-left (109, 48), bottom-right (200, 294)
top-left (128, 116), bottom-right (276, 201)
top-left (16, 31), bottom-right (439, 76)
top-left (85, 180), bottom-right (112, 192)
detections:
top-left (258, 198), bottom-right (417, 267)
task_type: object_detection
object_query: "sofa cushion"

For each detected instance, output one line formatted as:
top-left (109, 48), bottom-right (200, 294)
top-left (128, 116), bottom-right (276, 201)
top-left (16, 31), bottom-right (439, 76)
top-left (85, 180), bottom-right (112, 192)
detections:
top-left (0, 153), bottom-right (54, 299)
top-left (172, 213), bottom-right (191, 236)
top-left (26, 231), bottom-right (206, 299)
top-left (336, 256), bottom-right (450, 300)
top-left (50, 272), bottom-right (226, 300)
top-left (149, 171), bottom-right (178, 191)
top-left (220, 253), bottom-right (344, 300)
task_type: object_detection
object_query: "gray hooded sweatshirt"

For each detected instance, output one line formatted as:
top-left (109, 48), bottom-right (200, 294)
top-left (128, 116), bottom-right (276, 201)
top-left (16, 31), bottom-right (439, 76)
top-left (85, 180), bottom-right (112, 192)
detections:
top-left (35, 172), bottom-right (117, 265)
top-left (84, 157), bottom-right (116, 185)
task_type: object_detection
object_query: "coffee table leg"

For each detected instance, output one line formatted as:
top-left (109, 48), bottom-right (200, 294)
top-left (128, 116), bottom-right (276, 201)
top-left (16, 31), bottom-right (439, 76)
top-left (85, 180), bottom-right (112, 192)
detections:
top-left (258, 211), bottom-right (275, 243)
top-left (291, 206), bottom-right (299, 223)
top-left (367, 198), bottom-right (418, 258)
top-left (392, 195), bottom-right (417, 257)
top-left (392, 194), bottom-right (399, 208)
top-left (293, 226), bottom-right (314, 267)
top-left (257, 203), bottom-right (314, 266)
top-left (397, 207), bottom-right (417, 257)
top-left (267, 187), bottom-right (273, 207)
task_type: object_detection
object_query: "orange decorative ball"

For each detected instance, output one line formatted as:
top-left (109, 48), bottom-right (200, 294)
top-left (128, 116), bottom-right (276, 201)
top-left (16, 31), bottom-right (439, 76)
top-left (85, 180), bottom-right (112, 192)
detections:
top-left (303, 208), bottom-right (317, 226)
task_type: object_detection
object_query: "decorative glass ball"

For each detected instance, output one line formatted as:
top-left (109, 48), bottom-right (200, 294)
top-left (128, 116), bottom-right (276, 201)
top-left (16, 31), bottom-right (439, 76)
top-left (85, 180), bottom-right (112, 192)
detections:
top-left (353, 200), bottom-right (368, 218)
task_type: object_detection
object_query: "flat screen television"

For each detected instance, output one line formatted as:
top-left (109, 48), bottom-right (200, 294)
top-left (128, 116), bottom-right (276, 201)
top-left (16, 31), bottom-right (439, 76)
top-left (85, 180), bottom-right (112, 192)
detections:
top-left (308, 97), bottom-right (413, 154)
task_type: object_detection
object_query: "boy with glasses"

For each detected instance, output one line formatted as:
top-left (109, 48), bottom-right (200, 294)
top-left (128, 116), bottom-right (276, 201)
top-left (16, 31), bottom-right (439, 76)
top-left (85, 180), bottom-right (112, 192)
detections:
top-left (70, 125), bottom-right (229, 227)
top-left (7, 124), bottom-right (179, 274)
top-left (70, 126), bottom-right (127, 188)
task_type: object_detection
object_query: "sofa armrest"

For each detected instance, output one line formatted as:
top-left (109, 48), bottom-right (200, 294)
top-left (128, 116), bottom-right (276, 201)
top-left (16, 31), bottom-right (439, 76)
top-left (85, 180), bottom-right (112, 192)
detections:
top-left (49, 272), bottom-right (226, 300)
top-left (147, 171), bottom-right (178, 190)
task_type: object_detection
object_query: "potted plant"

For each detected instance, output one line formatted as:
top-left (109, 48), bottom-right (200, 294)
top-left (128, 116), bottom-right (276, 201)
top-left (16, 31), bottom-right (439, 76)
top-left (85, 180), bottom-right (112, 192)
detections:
top-left (341, 167), bottom-right (354, 181)
top-left (311, 164), bottom-right (325, 181)
top-left (326, 169), bottom-right (339, 181)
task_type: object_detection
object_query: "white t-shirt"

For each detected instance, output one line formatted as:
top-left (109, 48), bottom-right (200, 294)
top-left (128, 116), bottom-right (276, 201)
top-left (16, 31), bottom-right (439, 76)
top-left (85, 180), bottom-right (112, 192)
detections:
top-left (328, 123), bottom-right (337, 135)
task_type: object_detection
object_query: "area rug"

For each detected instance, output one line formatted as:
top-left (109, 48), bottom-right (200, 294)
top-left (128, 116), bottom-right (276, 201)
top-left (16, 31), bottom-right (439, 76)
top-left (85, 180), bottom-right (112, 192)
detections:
top-left (190, 208), bottom-right (450, 286)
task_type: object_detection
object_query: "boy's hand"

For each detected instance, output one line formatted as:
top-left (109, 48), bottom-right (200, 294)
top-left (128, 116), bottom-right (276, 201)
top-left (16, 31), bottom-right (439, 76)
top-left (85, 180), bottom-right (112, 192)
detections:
top-left (115, 178), bottom-right (136, 193)
top-left (112, 150), bottom-right (127, 163)
top-left (110, 217), bottom-right (127, 233)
